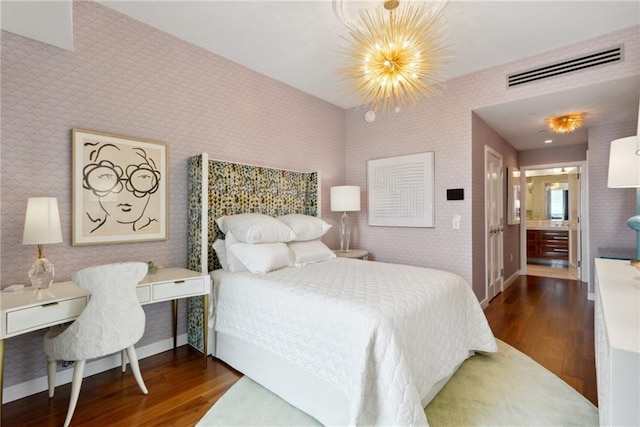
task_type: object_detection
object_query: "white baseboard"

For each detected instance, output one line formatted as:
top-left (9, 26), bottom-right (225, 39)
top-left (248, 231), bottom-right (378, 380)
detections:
top-left (587, 292), bottom-right (595, 301)
top-left (2, 333), bottom-right (188, 404)
top-left (504, 270), bottom-right (520, 290)
top-left (480, 270), bottom-right (521, 309)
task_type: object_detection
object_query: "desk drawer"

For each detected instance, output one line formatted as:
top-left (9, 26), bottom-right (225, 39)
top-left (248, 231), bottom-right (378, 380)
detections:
top-left (152, 277), bottom-right (206, 301)
top-left (6, 297), bottom-right (87, 335)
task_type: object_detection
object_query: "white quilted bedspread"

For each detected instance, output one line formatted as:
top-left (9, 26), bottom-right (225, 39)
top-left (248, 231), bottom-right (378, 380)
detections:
top-left (211, 258), bottom-right (497, 426)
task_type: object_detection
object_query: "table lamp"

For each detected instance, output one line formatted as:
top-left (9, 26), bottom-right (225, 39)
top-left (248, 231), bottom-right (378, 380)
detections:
top-left (330, 185), bottom-right (360, 252)
top-left (22, 197), bottom-right (63, 289)
top-left (607, 135), bottom-right (640, 266)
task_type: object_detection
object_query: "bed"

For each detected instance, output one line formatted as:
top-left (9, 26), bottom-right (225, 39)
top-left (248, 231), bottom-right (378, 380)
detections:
top-left (186, 154), bottom-right (497, 426)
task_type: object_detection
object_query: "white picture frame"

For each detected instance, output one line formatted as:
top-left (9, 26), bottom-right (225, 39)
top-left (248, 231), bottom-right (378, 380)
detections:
top-left (507, 166), bottom-right (521, 225)
top-left (367, 152), bottom-right (435, 227)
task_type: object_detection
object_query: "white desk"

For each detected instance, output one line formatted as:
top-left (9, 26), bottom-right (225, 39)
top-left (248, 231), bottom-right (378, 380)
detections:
top-left (0, 267), bottom-right (210, 421)
top-left (136, 267), bottom-right (211, 361)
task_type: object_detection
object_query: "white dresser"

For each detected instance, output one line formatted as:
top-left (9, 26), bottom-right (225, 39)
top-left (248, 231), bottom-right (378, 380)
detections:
top-left (594, 258), bottom-right (640, 426)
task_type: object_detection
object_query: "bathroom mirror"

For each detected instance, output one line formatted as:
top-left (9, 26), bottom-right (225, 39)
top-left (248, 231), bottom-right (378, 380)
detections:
top-left (525, 175), bottom-right (569, 220)
top-left (507, 167), bottom-right (521, 225)
top-left (546, 182), bottom-right (569, 220)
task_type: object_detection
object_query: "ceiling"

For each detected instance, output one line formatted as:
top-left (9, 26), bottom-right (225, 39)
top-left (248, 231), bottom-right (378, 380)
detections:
top-left (2, 1), bottom-right (639, 151)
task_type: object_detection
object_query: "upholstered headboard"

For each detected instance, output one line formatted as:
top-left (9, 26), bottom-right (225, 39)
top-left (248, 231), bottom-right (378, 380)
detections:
top-left (187, 153), bottom-right (319, 274)
top-left (186, 154), bottom-right (319, 351)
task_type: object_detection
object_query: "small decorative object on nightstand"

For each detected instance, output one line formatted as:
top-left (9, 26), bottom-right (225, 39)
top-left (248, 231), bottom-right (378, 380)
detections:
top-left (333, 249), bottom-right (368, 260)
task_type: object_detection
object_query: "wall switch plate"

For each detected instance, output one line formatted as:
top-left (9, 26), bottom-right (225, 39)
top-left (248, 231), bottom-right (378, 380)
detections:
top-left (453, 215), bottom-right (461, 229)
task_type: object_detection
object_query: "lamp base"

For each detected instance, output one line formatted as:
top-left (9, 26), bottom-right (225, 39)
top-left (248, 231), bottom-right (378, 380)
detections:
top-left (339, 212), bottom-right (351, 253)
top-left (28, 257), bottom-right (55, 290)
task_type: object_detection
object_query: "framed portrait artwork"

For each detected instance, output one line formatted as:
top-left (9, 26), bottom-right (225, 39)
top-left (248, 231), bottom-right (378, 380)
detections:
top-left (72, 129), bottom-right (168, 245)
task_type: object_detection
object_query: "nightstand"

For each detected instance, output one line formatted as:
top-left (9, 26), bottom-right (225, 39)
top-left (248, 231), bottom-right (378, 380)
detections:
top-left (333, 249), bottom-right (369, 260)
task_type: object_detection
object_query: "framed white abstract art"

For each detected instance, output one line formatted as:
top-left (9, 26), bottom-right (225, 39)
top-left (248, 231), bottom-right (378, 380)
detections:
top-left (367, 151), bottom-right (435, 227)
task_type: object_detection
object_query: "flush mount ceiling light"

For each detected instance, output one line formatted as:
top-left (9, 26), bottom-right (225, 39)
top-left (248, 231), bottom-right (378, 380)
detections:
top-left (544, 112), bottom-right (586, 134)
top-left (338, 0), bottom-right (450, 114)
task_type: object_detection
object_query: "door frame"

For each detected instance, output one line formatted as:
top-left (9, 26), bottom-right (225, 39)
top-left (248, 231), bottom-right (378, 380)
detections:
top-left (519, 160), bottom-right (590, 287)
top-left (484, 146), bottom-right (504, 301)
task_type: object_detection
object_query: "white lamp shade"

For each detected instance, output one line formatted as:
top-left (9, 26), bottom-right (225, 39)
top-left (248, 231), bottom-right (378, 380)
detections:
top-left (22, 197), bottom-right (63, 245)
top-left (331, 186), bottom-right (361, 212)
top-left (608, 136), bottom-right (640, 188)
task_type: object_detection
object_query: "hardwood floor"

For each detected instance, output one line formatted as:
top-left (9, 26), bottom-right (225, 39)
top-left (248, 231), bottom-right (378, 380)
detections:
top-left (1, 347), bottom-right (242, 427)
top-left (2, 274), bottom-right (596, 426)
top-left (484, 274), bottom-right (597, 406)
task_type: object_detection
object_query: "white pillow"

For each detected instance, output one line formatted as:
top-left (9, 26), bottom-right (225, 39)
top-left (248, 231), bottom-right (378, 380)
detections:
top-left (277, 214), bottom-right (332, 242)
top-left (229, 240), bottom-right (293, 274)
top-left (288, 240), bottom-right (336, 266)
top-left (224, 233), bottom-right (249, 272)
top-left (212, 239), bottom-right (230, 271)
top-left (216, 213), bottom-right (296, 243)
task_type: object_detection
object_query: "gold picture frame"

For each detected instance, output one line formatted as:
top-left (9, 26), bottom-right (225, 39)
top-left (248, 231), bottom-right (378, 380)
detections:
top-left (72, 129), bottom-right (168, 245)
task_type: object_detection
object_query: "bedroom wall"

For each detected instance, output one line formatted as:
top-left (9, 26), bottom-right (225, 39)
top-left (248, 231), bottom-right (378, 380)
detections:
top-left (0, 2), bottom-right (344, 389)
top-left (588, 120), bottom-right (638, 291)
top-left (344, 25), bottom-right (639, 302)
top-left (519, 144), bottom-right (588, 167)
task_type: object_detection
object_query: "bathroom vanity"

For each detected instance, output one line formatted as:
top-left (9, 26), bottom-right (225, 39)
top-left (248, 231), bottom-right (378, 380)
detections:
top-left (526, 227), bottom-right (569, 260)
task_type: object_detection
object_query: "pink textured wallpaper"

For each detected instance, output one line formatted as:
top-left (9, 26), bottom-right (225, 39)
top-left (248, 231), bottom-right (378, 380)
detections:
top-left (588, 120), bottom-right (638, 288)
top-left (0, 2), bottom-right (344, 389)
top-left (345, 25), bottom-right (639, 302)
top-left (519, 144), bottom-right (588, 166)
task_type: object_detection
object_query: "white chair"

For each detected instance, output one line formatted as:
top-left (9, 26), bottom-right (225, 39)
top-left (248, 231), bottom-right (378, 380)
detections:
top-left (44, 262), bottom-right (149, 427)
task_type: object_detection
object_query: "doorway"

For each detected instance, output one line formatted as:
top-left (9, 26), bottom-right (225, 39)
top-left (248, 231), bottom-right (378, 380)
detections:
top-left (520, 162), bottom-right (587, 281)
top-left (485, 146), bottom-right (504, 300)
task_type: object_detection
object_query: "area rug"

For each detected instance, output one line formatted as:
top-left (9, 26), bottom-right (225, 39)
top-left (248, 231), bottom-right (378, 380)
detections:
top-left (197, 340), bottom-right (598, 426)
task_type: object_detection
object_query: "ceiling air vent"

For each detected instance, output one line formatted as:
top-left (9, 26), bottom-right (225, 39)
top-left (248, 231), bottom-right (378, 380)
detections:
top-left (507, 45), bottom-right (623, 88)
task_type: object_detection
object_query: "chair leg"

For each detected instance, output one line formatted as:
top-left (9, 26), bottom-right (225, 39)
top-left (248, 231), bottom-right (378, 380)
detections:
top-left (46, 357), bottom-right (57, 398)
top-left (63, 359), bottom-right (86, 427)
top-left (121, 349), bottom-right (127, 373)
top-left (125, 346), bottom-right (148, 395)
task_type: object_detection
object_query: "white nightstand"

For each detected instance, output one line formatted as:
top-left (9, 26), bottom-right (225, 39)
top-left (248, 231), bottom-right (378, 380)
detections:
top-left (333, 249), bottom-right (369, 260)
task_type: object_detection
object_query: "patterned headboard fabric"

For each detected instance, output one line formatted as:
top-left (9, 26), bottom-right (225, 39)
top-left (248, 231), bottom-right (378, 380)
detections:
top-left (187, 153), bottom-right (319, 273)
top-left (186, 154), bottom-right (319, 351)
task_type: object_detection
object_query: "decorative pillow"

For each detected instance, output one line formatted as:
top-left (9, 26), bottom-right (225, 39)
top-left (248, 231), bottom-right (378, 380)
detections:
top-left (288, 239), bottom-right (336, 266)
top-left (228, 240), bottom-right (293, 275)
top-left (212, 239), bottom-right (230, 271)
top-left (223, 233), bottom-right (249, 272)
top-left (216, 213), bottom-right (296, 243)
top-left (277, 214), bottom-right (332, 242)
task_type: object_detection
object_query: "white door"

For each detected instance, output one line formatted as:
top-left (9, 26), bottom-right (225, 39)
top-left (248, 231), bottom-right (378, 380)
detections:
top-left (485, 147), bottom-right (504, 301)
top-left (568, 169), bottom-right (581, 279)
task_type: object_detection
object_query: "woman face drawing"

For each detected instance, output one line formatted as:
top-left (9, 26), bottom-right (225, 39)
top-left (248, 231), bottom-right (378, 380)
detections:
top-left (82, 142), bottom-right (161, 233)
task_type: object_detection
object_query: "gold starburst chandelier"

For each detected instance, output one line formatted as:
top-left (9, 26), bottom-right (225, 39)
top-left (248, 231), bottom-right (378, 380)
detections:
top-left (544, 113), bottom-right (586, 134)
top-left (338, 0), bottom-right (449, 113)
